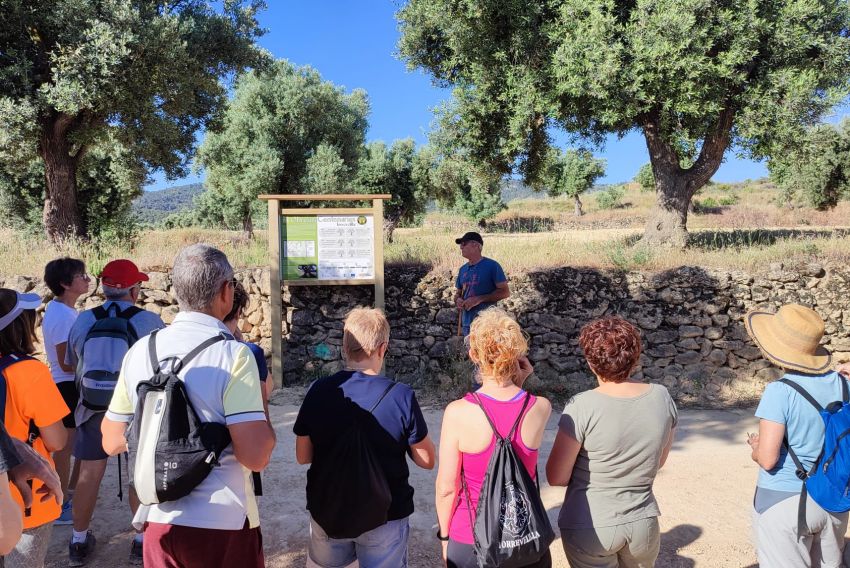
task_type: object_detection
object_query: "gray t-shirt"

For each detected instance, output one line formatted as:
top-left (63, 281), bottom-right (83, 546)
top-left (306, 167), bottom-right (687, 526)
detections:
top-left (557, 384), bottom-right (678, 529)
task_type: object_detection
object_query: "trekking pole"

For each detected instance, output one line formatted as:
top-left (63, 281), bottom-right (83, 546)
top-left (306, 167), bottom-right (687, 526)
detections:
top-left (457, 283), bottom-right (469, 337)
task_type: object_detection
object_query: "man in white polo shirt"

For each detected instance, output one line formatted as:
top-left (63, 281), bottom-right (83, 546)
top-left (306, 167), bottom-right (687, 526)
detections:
top-left (101, 244), bottom-right (276, 567)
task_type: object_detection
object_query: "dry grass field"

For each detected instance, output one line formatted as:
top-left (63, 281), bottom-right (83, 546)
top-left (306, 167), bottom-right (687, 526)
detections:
top-left (2, 180), bottom-right (849, 276)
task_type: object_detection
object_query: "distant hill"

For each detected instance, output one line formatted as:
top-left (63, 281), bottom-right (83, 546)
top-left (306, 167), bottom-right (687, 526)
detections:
top-left (132, 183), bottom-right (204, 224)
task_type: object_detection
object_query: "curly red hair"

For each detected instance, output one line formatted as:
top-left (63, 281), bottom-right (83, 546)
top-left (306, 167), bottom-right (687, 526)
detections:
top-left (579, 317), bottom-right (642, 383)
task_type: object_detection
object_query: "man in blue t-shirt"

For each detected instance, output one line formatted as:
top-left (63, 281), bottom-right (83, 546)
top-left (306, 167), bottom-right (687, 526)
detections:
top-left (454, 231), bottom-right (510, 336)
top-left (294, 307), bottom-right (435, 567)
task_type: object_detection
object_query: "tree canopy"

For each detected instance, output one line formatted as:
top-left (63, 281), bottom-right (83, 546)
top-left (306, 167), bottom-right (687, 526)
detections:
top-left (634, 163), bottom-right (655, 193)
top-left (398, 0), bottom-right (850, 246)
top-left (352, 139), bottom-right (434, 242)
top-left (0, 0), bottom-right (266, 241)
top-left (196, 59), bottom-right (370, 235)
top-left (541, 149), bottom-right (605, 216)
top-left (768, 119), bottom-right (850, 210)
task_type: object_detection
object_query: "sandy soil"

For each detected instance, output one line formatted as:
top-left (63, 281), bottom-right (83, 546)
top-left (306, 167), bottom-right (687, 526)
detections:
top-left (42, 395), bottom-right (785, 567)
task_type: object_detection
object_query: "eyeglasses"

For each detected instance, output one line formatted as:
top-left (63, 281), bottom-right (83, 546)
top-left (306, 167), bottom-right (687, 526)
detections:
top-left (73, 273), bottom-right (91, 281)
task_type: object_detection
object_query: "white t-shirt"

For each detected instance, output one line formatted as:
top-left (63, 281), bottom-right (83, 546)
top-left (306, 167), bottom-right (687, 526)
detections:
top-left (42, 299), bottom-right (78, 384)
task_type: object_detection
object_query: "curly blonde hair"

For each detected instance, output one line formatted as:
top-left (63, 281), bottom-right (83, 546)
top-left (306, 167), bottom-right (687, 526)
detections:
top-left (468, 307), bottom-right (528, 386)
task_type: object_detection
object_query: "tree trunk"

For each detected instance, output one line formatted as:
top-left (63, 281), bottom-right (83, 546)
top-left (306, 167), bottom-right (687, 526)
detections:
top-left (640, 107), bottom-right (735, 248)
top-left (40, 125), bottom-right (82, 243)
top-left (573, 194), bottom-right (584, 216)
top-left (642, 171), bottom-right (692, 249)
top-left (242, 211), bottom-right (254, 240)
top-left (383, 218), bottom-right (399, 243)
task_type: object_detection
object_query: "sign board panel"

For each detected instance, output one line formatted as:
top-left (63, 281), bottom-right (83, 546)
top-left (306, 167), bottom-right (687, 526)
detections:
top-left (281, 214), bottom-right (375, 281)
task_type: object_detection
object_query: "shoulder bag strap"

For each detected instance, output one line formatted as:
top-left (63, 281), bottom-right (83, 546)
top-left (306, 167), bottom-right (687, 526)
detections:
top-left (92, 305), bottom-right (107, 320)
top-left (841, 375), bottom-right (849, 404)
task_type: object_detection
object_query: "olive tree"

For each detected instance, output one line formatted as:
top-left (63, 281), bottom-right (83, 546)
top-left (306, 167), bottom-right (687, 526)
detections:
top-left (0, 0), bottom-right (266, 241)
top-left (398, 0), bottom-right (850, 247)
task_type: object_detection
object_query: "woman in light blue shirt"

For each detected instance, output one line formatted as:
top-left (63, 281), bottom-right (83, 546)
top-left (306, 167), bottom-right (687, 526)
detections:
top-left (746, 303), bottom-right (849, 567)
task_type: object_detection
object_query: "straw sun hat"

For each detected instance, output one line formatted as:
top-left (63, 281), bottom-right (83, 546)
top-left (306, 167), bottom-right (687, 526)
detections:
top-left (745, 304), bottom-right (832, 374)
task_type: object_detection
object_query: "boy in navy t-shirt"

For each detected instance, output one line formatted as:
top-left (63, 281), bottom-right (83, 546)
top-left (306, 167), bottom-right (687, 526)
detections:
top-left (294, 308), bottom-right (435, 567)
top-left (455, 231), bottom-right (510, 335)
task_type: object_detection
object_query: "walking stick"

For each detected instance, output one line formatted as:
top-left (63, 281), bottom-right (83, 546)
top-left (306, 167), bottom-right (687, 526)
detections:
top-left (457, 283), bottom-right (469, 336)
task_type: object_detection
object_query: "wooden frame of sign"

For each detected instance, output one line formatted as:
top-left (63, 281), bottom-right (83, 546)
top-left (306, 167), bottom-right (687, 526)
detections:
top-left (258, 194), bottom-right (391, 386)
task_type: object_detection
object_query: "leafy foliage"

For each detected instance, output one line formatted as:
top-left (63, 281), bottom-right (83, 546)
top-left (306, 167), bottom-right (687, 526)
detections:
top-left (0, 0), bottom-right (267, 240)
top-left (540, 148), bottom-right (605, 215)
top-left (132, 183), bottom-right (204, 225)
top-left (352, 139), bottom-right (434, 241)
top-left (197, 59), bottom-right (370, 234)
top-left (768, 119), bottom-right (850, 210)
top-left (595, 185), bottom-right (626, 210)
top-left (397, 0), bottom-right (850, 244)
top-left (635, 163), bottom-right (655, 193)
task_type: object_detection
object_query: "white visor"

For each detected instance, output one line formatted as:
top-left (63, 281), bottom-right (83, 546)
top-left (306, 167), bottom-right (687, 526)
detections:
top-left (0, 292), bottom-right (41, 332)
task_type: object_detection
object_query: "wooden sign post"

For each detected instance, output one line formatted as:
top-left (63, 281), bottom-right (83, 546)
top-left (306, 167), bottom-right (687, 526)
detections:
top-left (258, 194), bottom-right (391, 386)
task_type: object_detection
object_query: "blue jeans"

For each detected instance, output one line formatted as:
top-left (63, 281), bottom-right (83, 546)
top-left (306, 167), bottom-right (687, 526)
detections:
top-left (308, 516), bottom-right (409, 568)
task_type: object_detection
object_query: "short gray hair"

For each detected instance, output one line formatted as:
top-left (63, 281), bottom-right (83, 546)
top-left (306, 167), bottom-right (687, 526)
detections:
top-left (172, 244), bottom-right (233, 312)
top-left (103, 284), bottom-right (134, 301)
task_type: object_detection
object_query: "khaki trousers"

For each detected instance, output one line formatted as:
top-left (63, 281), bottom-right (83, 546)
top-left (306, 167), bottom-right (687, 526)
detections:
top-left (561, 517), bottom-right (660, 568)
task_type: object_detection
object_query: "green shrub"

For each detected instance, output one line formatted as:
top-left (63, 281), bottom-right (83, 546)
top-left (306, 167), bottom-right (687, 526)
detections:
top-left (595, 185), bottom-right (626, 210)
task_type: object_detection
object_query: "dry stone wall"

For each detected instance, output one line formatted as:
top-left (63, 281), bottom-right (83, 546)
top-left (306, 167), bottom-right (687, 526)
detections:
top-left (6, 261), bottom-right (850, 407)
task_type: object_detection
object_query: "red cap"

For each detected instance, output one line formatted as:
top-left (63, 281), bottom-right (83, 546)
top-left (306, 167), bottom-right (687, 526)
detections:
top-left (100, 259), bottom-right (149, 288)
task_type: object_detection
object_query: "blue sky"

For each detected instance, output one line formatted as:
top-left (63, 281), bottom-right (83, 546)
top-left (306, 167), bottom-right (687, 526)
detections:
top-left (147, 0), bottom-right (846, 190)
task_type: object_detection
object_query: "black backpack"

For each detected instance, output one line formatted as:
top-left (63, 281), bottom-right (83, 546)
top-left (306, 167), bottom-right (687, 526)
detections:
top-left (77, 304), bottom-right (142, 412)
top-left (461, 392), bottom-right (555, 568)
top-left (307, 381), bottom-right (398, 539)
top-left (0, 353), bottom-right (43, 517)
top-left (127, 329), bottom-right (233, 505)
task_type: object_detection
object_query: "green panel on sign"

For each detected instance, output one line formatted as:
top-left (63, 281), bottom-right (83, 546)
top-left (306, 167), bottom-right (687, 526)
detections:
top-left (281, 216), bottom-right (318, 280)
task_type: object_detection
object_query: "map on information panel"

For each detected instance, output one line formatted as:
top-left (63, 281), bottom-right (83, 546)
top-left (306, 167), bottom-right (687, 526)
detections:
top-left (281, 214), bottom-right (374, 281)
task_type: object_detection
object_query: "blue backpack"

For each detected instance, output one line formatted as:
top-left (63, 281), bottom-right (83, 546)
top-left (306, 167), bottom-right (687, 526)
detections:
top-left (780, 377), bottom-right (850, 534)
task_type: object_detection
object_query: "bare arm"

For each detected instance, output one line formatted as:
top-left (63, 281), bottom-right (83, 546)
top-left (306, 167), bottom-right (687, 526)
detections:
top-left (101, 417), bottom-right (129, 456)
top-left (37, 420), bottom-right (67, 453)
top-left (659, 426), bottom-right (677, 469)
top-left (55, 342), bottom-right (75, 373)
top-left (230, 420), bottom-right (276, 472)
top-left (546, 429), bottom-right (582, 487)
top-left (0, 472), bottom-right (22, 555)
top-left (435, 404), bottom-right (462, 542)
top-left (409, 435), bottom-right (436, 470)
top-left (748, 419), bottom-right (785, 471)
top-left (295, 435), bottom-right (313, 465)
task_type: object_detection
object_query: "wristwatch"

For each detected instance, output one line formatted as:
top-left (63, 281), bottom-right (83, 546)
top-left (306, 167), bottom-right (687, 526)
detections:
top-left (436, 528), bottom-right (449, 542)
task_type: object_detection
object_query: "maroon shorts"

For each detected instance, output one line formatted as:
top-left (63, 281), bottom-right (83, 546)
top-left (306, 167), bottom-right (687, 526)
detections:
top-left (143, 521), bottom-right (264, 568)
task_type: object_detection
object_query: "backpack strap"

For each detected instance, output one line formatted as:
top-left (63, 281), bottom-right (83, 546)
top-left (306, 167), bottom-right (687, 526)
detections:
top-left (779, 378), bottom-right (824, 413)
top-left (470, 391), bottom-right (532, 442)
top-left (148, 330), bottom-right (230, 375)
top-left (777, 378), bottom-right (834, 540)
top-left (369, 382), bottom-right (397, 413)
top-left (92, 305), bottom-right (108, 320)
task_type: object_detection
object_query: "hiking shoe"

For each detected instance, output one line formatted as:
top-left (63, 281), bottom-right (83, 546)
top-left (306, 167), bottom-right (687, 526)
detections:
top-left (69, 531), bottom-right (96, 567)
top-left (54, 500), bottom-right (73, 525)
top-left (129, 538), bottom-right (143, 565)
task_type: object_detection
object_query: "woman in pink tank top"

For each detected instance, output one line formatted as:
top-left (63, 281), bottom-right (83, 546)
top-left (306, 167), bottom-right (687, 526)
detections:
top-left (435, 308), bottom-right (552, 568)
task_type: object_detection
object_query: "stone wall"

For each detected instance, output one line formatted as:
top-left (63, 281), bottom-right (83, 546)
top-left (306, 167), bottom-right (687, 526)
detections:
top-left (7, 261), bottom-right (849, 407)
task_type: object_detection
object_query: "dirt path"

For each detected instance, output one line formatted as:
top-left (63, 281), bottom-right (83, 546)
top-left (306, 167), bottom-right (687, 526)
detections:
top-left (43, 396), bottom-right (784, 567)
